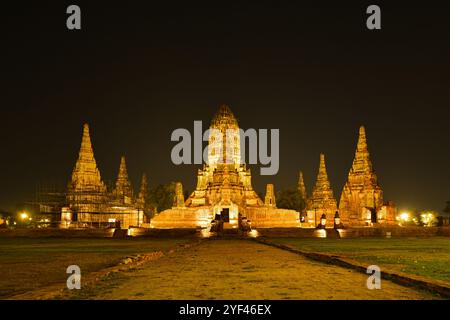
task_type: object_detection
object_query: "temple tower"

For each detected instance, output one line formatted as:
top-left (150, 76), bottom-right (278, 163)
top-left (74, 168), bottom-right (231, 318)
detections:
top-left (137, 173), bottom-right (148, 210)
top-left (113, 156), bottom-right (134, 205)
top-left (67, 123), bottom-right (107, 213)
top-left (298, 171), bottom-right (308, 208)
top-left (339, 126), bottom-right (383, 225)
top-left (265, 184), bottom-right (276, 207)
top-left (174, 182), bottom-right (185, 208)
top-left (208, 104), bottom-right (241, 168)
top-left (151, 105), bottom-right (301, 229)
top-left (186, 104), bottom-right (263, 209)
top-left (308, 153), bottom-right (337, 227)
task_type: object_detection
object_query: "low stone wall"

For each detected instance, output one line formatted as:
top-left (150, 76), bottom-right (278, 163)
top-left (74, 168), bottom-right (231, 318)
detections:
top-left (128, 227), bottom-right (199, 238)
top-left (256, 228), bottom-right (317, 238)
top-left (245, 207), bottom-right (301, 228)
top-left (341, 226), bottom-right (450, 238)
top-left (150, 208), bottom-right (211, 229)
top-left (0, 228), bottom-right (113, 238)
top-left (256, 226), bottom-right (450, 238)
top-left (0, 227), bottom-right (201, 239)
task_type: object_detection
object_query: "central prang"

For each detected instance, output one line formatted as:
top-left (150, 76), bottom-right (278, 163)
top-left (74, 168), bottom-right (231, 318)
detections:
top-left (151, 105), bottom-right (301, 229)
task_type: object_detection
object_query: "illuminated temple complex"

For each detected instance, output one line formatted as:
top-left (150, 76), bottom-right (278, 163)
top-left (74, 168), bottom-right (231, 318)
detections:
top-left (301, 126), bottom-right (396, 227)
top-left (61, 105), bottom-right (395, 230)
top-left (62, 124), bottom-right (145, 228)
top-left (150, 105), bottom-right (301, 228)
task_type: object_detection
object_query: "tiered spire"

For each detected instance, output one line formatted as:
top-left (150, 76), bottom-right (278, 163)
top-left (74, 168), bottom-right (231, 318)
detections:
top-left (113, 156), bottom-right (133, 203)
top-left (350, 126), bottom-right (373, 174)
top-left (264, 184), bottom-right (276, 207)
top-left (309, 154), bottom-right (337, 211)
top-left (137, 173), bottom-right (148, 209)
top-left (297, 171), bottom-right (307, 204)
top-left (208, 104), bottom-right (241, 166)
top-left (69, 123), bottom-right (106, 192)
top-left (339, 126), bottom-right (383, 225)
top-left (174, 182), bottom-right (185, 208)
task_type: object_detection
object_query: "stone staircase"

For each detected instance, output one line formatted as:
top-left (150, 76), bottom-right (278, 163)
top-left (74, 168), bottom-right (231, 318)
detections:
top-left (112, 229), bottom-right (128, 238)
top-left (326, 229), bottom-right (341, 238)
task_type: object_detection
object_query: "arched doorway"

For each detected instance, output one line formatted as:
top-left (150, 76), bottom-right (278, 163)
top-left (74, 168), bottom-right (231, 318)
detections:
top-left (369, 208), bottom-right (377, 223)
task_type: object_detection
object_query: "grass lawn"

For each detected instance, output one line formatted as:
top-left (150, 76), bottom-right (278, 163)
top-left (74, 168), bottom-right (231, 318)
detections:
top-left (267, 237), bottom-right (450, 283)
top-left (0, 237), bottom-right (190, 299)
top-left (65, 240), bottom-right (437, 300)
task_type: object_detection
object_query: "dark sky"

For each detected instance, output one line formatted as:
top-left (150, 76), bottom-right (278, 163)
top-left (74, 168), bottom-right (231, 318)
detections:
top-left (1, 1), bottom-right (450, 214)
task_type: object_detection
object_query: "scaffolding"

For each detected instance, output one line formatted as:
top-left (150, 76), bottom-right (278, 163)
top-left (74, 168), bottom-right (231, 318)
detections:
top-left (64, 180), bottom-right (143, 229)
top-left (22, 182), bottom-right (67, 226)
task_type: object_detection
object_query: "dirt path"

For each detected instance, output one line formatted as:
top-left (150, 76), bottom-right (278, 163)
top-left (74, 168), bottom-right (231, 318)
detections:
top-left (78, 239), bottom-right (438, 300)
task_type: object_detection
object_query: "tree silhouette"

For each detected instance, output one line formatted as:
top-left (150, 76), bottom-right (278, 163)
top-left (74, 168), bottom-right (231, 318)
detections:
top-left (444, 201), bottom-right (450, 215)
top-left (276, 188), bottom-right (306, 212)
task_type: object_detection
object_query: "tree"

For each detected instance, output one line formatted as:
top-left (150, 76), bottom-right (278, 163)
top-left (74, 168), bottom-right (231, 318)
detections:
top-left (444, 201), bottom-right (450, 215)
top-left (276, 188), bottom-right (306, 212)
top-left (147, 183), bottom-right (177, 215)
top-left (418, 210), bottom-right (439, 227)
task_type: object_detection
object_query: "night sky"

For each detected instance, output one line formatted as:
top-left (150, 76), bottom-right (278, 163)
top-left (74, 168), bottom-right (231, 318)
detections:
top-left (1, 1), bottom-right (450, 214)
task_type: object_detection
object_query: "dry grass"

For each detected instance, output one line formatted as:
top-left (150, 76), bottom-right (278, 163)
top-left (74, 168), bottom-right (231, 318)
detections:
top-left (0, 237), bottom-right (189, 299)
top-left (269, 237), bottom-right (450, 283)
top-left (70, 239), bottom-right (438, 300)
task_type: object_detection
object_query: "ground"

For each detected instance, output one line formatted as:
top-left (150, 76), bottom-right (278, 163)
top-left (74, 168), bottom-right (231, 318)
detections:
top-left (68, 239), bottom-right (438, 300)
top-left (0, 237), bottom-right (189, 299)
top-left (268, 237), bottom-right (450, 283)
top-left (0, 237), bottom-right (445, 300)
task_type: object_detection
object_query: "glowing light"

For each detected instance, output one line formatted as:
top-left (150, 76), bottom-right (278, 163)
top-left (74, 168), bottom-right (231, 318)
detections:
top-left (200, 228), bottom-right (212, 238)
top-left (19, 212), bottom-right (29, 220)
top-left (399, 212), bottom-right (410, 222)
top-left (248, 229), bottom-right (259, 238)
top-left (420, 212), bottom-right (436, 226)
top-left (314, 229), bottom-right (327, 238)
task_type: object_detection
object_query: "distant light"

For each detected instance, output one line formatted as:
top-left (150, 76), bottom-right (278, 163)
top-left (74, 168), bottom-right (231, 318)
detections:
top-left (399, 212), bottom-right (410, 222)
top-left (420, 211), bottom-right (436, 226)
top-left (20, 212), bottom-right (28, 220)
top-left (200, 228), bottom-right (212, 238)
top-left (314, 229), bottom-right (327, 238)
top-left (248, 229), bottom-right (259, 238)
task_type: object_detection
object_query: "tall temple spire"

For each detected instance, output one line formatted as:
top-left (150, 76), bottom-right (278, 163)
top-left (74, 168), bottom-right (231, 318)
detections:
top-left (309, 153), bottom-right (337, 226)
top-left (113, 156), bottom-right (133, 203)
top-left (208, 104), bottom-right (241, 167)
top-left (116, 156), bottom-right (130, 186)
top-left (339, 125), bottom-right (384, 225)
top-left (80, 124), bottom-right (94, 160)
top-left (298, 171), bottom-right (307, 204)
top-left (357, 126), bottom-right (367, 150)
top-left (138, 173), bottom-right (148, 200)
top-left (351, 125), bottom-right (373, 174)
top-left (314, 153), bottom-right (331, 189)
top-left (67, 123), bottom-right (107, 216)
top-left (69, 123), bottom-right (106, 192)
top-left (137, 173), bottom-right (148, 210)
top-left (211, 104), bottom-right (238, 125)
